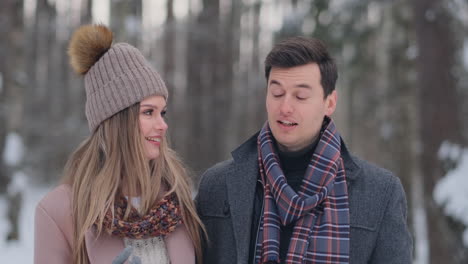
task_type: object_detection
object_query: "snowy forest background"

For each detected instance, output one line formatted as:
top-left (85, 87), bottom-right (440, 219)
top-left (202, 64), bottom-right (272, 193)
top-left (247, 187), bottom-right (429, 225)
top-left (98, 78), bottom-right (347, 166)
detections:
top-left (1, 0), bottom-right (468, 263)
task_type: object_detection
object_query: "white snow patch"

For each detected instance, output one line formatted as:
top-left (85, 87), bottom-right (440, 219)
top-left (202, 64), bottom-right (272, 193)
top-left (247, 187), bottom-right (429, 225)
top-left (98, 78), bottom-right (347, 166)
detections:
top-left (406, 45), bottom-right (418, 60)
top-left (125, 15), bottom-right (141, 35)
top-left (7, 172), bottom-right (28, 196)
top-left (301, 17), bottom-right (316, 35)
top-left (142, 0), bottom-right (167, 28)
top-left (380, 122), bottom-right (393, 140)
top-left (2, 133), bottom-right (24, 166)
top-left (438, 141), bottom-right (463, 161)
top-left (367, 2), bottom-right (381, 26)
top-left (92, 0), bottom-right (110, 25)
top-left (318, 10), bottom-right (332, 26)
top-left (0, 183), bottom-right (50, 263)
top-left (174, 0), bottom-right (190, 19)
top-left (434, 147), bottom-right (468, 247)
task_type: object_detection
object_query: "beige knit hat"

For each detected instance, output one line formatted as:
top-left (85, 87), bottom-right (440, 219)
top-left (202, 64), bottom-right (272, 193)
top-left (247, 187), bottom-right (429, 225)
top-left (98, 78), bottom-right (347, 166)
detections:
top-left (68, 24), bottom-right (168, 131)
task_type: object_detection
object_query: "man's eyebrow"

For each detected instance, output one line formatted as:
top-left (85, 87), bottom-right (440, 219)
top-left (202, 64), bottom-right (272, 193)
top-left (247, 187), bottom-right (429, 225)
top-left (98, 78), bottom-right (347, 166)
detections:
top-left (268, 80), bottom-right (312, 89)
top-left (268, 79), bottom-right (281, 86)
top-left (295, 83), bottom-right (312, 89)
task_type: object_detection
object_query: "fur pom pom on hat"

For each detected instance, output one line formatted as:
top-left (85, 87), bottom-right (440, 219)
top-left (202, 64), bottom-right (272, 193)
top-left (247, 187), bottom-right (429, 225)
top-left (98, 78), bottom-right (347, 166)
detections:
top-left (68, 24), bottom-right (113, 75)
top-left (68, 24), bottom-right (168, 132)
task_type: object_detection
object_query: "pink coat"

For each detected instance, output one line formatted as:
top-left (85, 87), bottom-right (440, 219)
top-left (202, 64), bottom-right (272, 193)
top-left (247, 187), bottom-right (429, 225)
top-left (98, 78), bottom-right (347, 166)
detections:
top-left (34, 184), bottom-right (195, 264)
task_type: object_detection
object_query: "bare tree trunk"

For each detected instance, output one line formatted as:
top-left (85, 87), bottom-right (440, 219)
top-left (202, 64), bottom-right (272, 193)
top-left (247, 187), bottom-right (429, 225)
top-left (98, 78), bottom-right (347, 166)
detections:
top-left (22, 0), bottom-right (90, 185)
top-left (164, 0), bottom-right (175, 82)
top-left (0, 0), bottom-right (24, 241)
top-left (81, 0), bottom-right (92, 23)
top-left (381, 0), bottom-right (417, 236)
top-left (0, 0), bottom-right (14, 193)
top-left (217, 0), bottom-right (240, 156)
top-left (0, 0), bottom-right (24, 187)
top-left (248, 1), bottom-right (264, 137)
top-left (6, 192), bottom-right (22, 241)
top-left (412, 0), bottom-right (467, 262)
top-left (163, 0), bottom-right (182, 153)
top-left (71, 0), bottom-right (92, 133)
top-left (47, 3), bottom-right (82, 177)
top-left (21, 0), bottom-right (56, 183)
top-left (111, 0), bottom-right (142, 46)
top-left (186, 0), bottom-right (221, 175)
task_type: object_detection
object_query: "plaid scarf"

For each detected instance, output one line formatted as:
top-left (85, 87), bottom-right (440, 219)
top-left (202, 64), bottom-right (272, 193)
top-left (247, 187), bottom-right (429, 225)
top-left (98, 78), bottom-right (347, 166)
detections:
top-left (99, 192), bottom-right (182, 239)
top-left (254, 117), bottom-right (350, 264)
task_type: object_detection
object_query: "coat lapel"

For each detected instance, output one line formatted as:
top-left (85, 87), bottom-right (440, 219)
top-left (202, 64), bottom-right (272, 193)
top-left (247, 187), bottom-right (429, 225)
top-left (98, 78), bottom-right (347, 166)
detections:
top-left (226, 134), bottom-right (259, 263)
top-left (340, 138), bottom-right (361, 184)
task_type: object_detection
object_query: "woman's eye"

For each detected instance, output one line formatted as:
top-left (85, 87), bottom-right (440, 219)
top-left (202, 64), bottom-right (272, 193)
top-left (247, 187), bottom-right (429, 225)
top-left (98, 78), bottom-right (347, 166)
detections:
top-left (143, 109), bottom-right (153, 115)
top-left (297, 96), bottom-right (307, 100)
top-left (161, 110), bottom-right (167, 117)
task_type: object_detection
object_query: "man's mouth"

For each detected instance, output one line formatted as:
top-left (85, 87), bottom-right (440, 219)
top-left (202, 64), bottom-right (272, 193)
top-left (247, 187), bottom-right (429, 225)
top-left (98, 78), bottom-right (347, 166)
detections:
top-left (278, 120), bottom-right (298, 127)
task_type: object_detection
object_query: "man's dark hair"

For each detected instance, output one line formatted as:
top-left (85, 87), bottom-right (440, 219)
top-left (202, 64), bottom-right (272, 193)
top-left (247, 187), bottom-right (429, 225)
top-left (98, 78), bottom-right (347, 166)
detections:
top-left (264, 36), bottom-right (338, 97)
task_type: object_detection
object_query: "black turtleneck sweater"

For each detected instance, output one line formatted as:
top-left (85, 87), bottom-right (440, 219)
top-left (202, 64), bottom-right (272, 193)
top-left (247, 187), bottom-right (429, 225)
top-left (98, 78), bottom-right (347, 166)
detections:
top-left (249, 139), bottom-right (318, 263)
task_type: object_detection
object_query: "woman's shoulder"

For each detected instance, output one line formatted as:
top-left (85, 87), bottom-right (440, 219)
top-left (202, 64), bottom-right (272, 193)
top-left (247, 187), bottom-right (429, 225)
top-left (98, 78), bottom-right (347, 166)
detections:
top-left (38, 184), bottom-right (72, 206)
top-left (36, 184), bottom-right (73, 226)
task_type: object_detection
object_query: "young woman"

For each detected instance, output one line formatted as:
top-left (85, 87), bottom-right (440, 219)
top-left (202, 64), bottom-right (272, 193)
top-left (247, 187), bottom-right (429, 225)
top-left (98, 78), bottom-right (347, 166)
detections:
top-left (34, 24), bottom-right (204, 264)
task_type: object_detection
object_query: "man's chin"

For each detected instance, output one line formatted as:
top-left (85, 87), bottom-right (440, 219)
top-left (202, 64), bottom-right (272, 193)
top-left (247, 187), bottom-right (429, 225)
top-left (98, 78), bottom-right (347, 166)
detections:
top-left (275, 141), bottom-right (296, 152)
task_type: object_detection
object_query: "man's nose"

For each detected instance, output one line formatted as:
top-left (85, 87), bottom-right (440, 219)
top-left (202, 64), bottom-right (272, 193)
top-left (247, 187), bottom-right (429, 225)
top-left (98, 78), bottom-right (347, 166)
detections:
top-left (279, 96), bottom-right (293, 115)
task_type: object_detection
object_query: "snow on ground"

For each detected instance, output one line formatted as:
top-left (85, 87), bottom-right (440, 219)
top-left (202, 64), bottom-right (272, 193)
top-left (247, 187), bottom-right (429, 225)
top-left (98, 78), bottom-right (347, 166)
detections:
top-left (434, 142), bottom-right (468, 247)
top-left (0, 182), bottom-right (51, 263)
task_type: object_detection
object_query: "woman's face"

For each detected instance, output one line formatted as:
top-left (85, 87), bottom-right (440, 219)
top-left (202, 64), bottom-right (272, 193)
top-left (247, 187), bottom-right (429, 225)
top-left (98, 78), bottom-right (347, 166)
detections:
top-left (139, 95), bottom-right (168, 160)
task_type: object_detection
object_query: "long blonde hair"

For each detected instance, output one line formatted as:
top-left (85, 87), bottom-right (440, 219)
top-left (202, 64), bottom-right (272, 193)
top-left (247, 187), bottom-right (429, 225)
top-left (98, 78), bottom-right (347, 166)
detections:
top-left (63, 103), bottom-right (205, 264)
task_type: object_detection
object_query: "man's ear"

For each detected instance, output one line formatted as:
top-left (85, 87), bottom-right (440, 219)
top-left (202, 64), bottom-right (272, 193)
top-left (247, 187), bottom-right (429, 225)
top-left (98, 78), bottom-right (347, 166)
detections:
top-left (325, 90), bottom-right (337, 116)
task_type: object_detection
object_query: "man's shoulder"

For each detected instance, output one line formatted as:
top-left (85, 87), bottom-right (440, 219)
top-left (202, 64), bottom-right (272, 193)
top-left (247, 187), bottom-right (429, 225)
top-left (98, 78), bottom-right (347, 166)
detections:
top-left (198, 159), bottom-right (235, 188)
top-left (341, 138), bottom-right (398, 190)
top-left (347, 155), bottom-right (405, 230)
top-left (204, 158), bottom-right (235, 175)
top-left (350, 155), bottom-right (400, 190)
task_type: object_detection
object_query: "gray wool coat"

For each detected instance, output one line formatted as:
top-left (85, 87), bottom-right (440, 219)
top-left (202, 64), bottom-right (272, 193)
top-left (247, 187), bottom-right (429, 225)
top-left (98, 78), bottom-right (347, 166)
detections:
top-left (196, 133), bottom-right (413, 264)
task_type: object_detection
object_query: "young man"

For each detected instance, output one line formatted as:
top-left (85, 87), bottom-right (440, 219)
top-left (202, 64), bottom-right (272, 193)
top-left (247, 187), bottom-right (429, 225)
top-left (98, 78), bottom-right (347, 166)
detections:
top-left (196, 37), bottom-right (412, 264)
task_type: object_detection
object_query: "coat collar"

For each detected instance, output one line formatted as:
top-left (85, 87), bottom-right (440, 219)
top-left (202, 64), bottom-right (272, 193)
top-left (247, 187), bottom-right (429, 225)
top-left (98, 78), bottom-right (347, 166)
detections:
top-left (340, 137), bottom-right (361, 182)
top-left (226, 132), bottom-right (361, 262)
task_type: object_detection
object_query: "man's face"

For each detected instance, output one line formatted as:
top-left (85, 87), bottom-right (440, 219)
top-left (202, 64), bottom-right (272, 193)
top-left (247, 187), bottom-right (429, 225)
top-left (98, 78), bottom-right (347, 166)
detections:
top-left (266, 63), bottom-right (337, 152)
